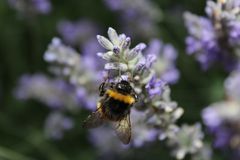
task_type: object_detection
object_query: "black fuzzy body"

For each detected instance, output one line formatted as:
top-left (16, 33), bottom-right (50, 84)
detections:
top-left (100, 95), bottom-right (131, 121)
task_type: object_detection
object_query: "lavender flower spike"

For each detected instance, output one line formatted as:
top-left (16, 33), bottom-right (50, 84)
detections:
top-left (44, 37), bottom-right (101, 110)
top-left (97, 27), bottom-right (146, 74)
top-left (94, 27), bottom-right (209, 159)
top-left (202, 71), bottom-right (240, 160)
top-left (167, 124), bottom-right (204, 160)
top-left (44, 37), bottom-right (99, 86)
top-left (145, 39), bottom-right (180, 84)
top-left (14, 74), bottom-right (78, 110)
top-left (184, 0), bottom-right (240, 71)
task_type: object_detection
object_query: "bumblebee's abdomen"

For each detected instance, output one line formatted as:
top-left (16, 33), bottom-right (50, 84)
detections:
top-left (109, 98), bottom-right (129, 112)
top-left (101, 96), bottom-right (131, 121)
top-left (106, 89), bottom-right (135, 104)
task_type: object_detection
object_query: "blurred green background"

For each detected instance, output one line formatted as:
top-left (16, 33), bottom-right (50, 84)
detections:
top-left (0, 0), bottom-right (227, 159)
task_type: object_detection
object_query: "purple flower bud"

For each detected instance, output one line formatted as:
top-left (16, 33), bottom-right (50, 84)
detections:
top-left (145, 54), bottom-right (156, 68)
top-left (134, 43), bottom-right (147, 53)
top-left (113, 47), bottom-right (120, 54)
top-left (145, 76), bottom-right (165, 97)
top-left (123, 37), bottom-right (131, 49)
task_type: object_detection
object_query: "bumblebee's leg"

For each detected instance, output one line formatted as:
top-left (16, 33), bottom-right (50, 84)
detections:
top-left (131, 88), bottom-right (138, 102)
top-left (109, 82), bottom-right (114, 89)
top-left (99, 82), bottom-right (106, 96)
top-left (96, 102), bottom-right (101, 109)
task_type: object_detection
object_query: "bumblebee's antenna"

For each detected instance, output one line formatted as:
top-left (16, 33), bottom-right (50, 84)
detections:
top-left (99, 71), bottom-right (110, 96)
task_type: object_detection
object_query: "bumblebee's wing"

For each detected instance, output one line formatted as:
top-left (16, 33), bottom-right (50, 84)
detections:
top-left (82, 103), bottom-right (104, 128)
top-left (113, 113), bottom-right (131, 144)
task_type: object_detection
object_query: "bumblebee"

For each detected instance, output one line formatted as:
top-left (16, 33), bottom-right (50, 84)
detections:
top-left (83, 80), bottom-right (137, 144)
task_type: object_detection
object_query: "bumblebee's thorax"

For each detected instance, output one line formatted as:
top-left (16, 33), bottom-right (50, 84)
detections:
top-left (106, 89), bottom-right (135, 105)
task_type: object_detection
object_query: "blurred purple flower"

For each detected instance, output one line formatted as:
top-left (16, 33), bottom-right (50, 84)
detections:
top-left (104, 0), bottom-right (162, 39)
top-left (202, 107), bottom-right (222, 129)
top-left (202, 72), bottom-right (240, 160)
top-left (184, 12), bottom-right (220, 70)
top-left (202, 105), bottom-right (233, 148)
top-left (44, 37), bottom-right (104, 110)
top-left (8, 0), bottom-right (51, 15)
top-left (213, 126), bottom-right (232, 148)
top-left (225, 71), bottom-right (240, 102)
top-left (161, 68), bottom-right (179, 84)
top-left (145, 39), bottom-right (179, 84)
top-left (202, 101), bottom-right (240, 151)
top-left (14, 74), bottom-right (78, 109)
top-left (57, 20), bottom-right (105, 74)
top-left (89, 127), bottom-right (127, 154)
top-left (167, 124), bottom-right (204, 160)
top-left (229, 21), bottom-right (240, 44)
top-left (57, 20), bottom-right (99, 47)
top-left (162, 44), bottom-right (178, 61)
top-left (104, 0), bottom-right (123, 11)
top-left (32, 0), bottom-right (51, 14)
top-left (184, 0), bottom-right (240, 71)
top-left (44, 112), bottom-right (74, 139)
top-left (130, 109), bottom-right (158, 147)
top-left (75, 87), bottom-right (97, 111)
top-left (82, 38), bottom-right (105, 72)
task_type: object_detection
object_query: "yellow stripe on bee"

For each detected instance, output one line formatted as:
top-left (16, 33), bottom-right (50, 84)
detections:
top-left (106, 89), bottom-right (135, 104)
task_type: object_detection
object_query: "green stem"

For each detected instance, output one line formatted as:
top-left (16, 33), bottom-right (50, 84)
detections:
top-left (0, 146), bottom-right (35, 160)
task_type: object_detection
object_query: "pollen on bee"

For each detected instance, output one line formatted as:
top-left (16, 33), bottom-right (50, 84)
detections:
top-left (106, 89), bottom-right (135, 104)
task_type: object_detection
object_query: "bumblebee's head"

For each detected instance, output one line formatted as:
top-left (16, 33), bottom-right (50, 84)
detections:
top-left (115, 80), bottom-right (133, 95)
